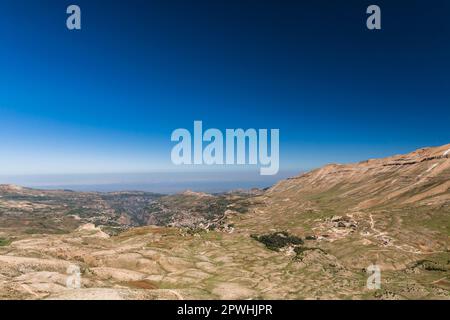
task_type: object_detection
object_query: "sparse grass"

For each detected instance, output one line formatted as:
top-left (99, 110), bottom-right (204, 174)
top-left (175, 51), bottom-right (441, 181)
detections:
top-left (199, 230), bottom-right (223, 241)
top-left (293, 246), bottom-right (325, 256)
top-left (24, 227), bottom-right (68, 235)
top-left (400, 206), bottom-right (450, 235)
top-left (124, 280), bottom-right (158, 289)
top-left (100, 226), bottom-right (124, 236)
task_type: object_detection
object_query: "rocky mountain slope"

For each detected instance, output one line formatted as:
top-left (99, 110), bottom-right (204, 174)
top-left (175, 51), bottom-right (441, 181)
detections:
top-left (0, 144), bottom-right (449, 300)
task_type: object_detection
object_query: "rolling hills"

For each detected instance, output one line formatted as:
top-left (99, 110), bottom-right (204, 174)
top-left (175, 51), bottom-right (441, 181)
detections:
top-left (0, 144), bottom-right (449, 299)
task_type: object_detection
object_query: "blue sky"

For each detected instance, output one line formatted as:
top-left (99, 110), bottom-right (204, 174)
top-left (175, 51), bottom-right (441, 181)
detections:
top-left (0, 0), bottom-right (449, 179)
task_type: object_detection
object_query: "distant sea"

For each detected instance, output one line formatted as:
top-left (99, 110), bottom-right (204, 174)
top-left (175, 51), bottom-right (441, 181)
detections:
top-left (0, 171), bottom-right (299, 194)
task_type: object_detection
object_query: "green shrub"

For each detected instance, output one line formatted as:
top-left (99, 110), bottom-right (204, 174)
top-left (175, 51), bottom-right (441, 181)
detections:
top-left (251, 232), bottom-right (303, 251)
top-left (0, 238), bottom-right (12, 247)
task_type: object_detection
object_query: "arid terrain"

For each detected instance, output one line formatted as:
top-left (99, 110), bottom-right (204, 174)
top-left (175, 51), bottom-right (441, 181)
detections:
top-left (0, 144), bottom-right (449, 300)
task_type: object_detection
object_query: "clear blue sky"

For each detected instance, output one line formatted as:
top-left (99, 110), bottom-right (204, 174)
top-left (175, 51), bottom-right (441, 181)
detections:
top-left (0, 0), bottom-right (449, 176)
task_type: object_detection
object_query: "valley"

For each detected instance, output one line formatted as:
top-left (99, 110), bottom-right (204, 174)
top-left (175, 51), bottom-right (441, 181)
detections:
top-left (0, 144), bottom-right (449, 300)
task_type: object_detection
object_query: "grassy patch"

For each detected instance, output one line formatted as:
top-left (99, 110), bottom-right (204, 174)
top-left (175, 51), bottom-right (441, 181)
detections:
top-left (124, 280), bottom-right (158, 289)
top-left (24, 228), bottom-right (68, 235)
top-left (100, 226), bottom-right (124, 236)
top-left (0, 237), bottom-right (12, 246)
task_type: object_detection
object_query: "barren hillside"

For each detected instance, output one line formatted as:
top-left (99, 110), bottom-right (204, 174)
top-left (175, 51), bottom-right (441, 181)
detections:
top-left (0, 144), bottom-right (449, 299)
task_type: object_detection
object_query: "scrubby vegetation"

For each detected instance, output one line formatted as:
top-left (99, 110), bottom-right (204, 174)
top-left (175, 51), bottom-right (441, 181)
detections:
top-left (0, 237), bottom-right (11, 246)
top-left (410, 260), bottom-right (449, 272)
top-left (293, 246), bottom-right (327, 260)
top-left (251, 231), bottom-right (303, 251)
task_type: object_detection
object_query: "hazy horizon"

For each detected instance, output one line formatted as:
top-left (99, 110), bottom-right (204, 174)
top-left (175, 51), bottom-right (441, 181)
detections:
top-left (0, 170), bottom-right (298, 193)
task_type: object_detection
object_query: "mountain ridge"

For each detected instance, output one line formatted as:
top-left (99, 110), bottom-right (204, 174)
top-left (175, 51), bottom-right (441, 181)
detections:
top-left (0, 144), bottom-right (449, 299)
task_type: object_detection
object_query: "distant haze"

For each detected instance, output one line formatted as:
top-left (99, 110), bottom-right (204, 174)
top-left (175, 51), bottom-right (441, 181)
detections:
top-left (0, 171), bottom-right (298, 194)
